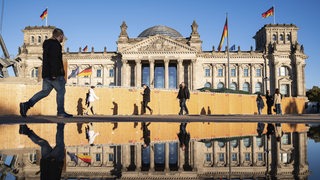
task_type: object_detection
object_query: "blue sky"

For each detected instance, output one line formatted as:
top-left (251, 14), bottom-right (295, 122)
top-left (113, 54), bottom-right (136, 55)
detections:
top-left (1, 0), bottom-right (319, 89)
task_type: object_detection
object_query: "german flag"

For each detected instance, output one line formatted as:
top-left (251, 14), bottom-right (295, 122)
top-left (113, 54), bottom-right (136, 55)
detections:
top-left (82, 45), bottom-right (88, 52)
top-left (78, 67), bottom-right (92, 77)
top-left (262, 7), bottom-right (274, 18)
top-left (40, 8), bottom-right (48, 20)
top-left (77, 154), bottom-right (91, 164)
top-left (218, 18), bottom-right (228, 52)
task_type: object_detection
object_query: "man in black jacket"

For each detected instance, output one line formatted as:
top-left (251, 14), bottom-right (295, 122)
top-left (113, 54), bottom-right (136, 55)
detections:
top-left (141, 84), bottom-right (153, 115)
top-left (19, 28), bottom-right (72, 118)
top-left (19, 123), bottom-right (65, 180)
top-left (177, 82), bottom-right (190, 115)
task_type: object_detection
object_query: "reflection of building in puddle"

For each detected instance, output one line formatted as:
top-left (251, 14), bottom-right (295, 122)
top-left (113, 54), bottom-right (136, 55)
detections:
top-left (0, 123), bottom-right (311, 179)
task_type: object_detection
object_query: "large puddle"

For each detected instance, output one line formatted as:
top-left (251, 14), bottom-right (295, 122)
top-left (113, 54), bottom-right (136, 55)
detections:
top-left (0, 122), bottom-right (319, 179)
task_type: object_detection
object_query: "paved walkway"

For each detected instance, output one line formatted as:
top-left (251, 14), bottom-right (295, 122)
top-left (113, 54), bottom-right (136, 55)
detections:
top-left (0, 114), bottom-right (320, 124)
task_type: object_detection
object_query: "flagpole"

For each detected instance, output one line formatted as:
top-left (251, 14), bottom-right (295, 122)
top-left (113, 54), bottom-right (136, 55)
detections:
top-left (273, 5), bottom-right (276, 24)
top-left (226, 13), bottom-right (230, 89)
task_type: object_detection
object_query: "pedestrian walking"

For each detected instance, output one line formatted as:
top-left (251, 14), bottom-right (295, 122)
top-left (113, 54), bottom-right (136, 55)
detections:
top-left (85, 123), bottom-right (99, 146)
top-left (84, 86), bottom-right (99, 115)
top-left (19, 28), bottom-right (72, 118)
top-left (19, 123), bottom-right (65, 180)
top-left (141, 122), bottom-right (151, 148)
top-left (273, 88), bottom-right (282, 115)
top-left (177, 82), bottom-right (190, 115)
top-left (141, 84), bottom-right (153, 115)
top-left (266, 90), bottom-right (274, 115)
top-left (256, 93), bottom-right (265, 115)
top-left (177, 122), bottom-right (190, 151)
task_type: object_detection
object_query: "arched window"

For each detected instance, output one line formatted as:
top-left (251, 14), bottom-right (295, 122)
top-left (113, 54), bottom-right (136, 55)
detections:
top-left (45, 35), bottom-right (48, 40)
top-left (279, 66), bottom-right (290, 76)
top-left (230, 82), bottom-right (237, 90)
top-left (218, 141), bottom-right (225, 148)
top-left (217, 82), bottom-right (224, 89)
top-left (31, 67), bottom-right (39, 78)
top-left (231, 140), bottom-right (238, 148)
top-left (272, 34), bottom-right (277, 41)
top-left (286, 34), bottom-right (291, 41)
top-left (242, 82), bottom-right (250, 92)
top-left (243, 138), bottom-right (251, 147)
top-left (256, 137), bottom-right (263, 147)
top-left (31, 36), bottom-right (35, 44)
top-left (280, 34), bottom-right (284, 41)
top-left (255, 82), bottom-right (262, 93)
top-left (204, 82), bottom-right (211, 88)
top-left (38, 36), bottom-right (42, 43)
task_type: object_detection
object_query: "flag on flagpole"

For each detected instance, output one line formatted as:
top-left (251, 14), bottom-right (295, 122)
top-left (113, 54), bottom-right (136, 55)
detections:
top-left (218, 18), bottom-right (228, 51)
top-left (78, 67), bottom-right (92, 77)
top-left (40, 8), bottom-right (48, 20)
top-left (230, 44), bottom-right (236, 51)
top-left (67, 152), bottom-right (79, 165)
top-left (67, 66), bottom-right (79, 79)
top-left (262, 7), bottom-right (274, 18)
top-left (82, 45), bottom-right (88, 52)
top-left (77, 154), bottom-right (91, 164)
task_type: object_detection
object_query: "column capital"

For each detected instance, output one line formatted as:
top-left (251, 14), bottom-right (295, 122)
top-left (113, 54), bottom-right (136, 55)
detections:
top-left (135, 59), bottom-right (141, 64)
top-left (191, 59), bottom-right (197, 63)
top-left (121, 59), bottom-right (128, 64)
top-left (149, 59), bottom-right (155, 64)
top-left (164, 58), bottom-right (170, 64)
top-left (177, 58), bottom-right (183, 64)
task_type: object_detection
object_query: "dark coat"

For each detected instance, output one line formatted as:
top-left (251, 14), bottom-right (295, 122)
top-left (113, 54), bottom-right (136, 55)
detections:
top-left (40, 158), bottom-right (64, 180)
top-left (42, 38), bottom-right (65, 79)
top-left (266, 94), bottom-right (274, 106)
top-left (143, 87), bottom-right (151, 102)
top-left (177, 87), bottom-right (190, 100)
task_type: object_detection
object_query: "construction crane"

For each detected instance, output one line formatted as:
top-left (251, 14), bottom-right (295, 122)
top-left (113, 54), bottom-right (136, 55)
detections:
top-left (0, 34), bottom-right (19, 78)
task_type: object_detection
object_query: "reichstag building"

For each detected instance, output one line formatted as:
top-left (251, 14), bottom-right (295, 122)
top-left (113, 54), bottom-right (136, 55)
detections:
top-left (16, 21), bottom-right (307, 97)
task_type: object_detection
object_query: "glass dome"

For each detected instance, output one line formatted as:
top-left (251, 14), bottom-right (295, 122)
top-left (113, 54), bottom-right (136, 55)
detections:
top-left (138, 25), bottom-right (183, 38)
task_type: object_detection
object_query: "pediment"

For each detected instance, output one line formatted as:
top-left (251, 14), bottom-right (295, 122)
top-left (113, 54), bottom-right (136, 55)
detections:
top-left (121, 35), bottom-right (197, 53)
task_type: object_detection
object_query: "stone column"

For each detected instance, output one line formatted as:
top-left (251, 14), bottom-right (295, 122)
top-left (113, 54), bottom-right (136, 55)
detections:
top-left (165, 142), bottom-right (170, 171)
top-left (192, 59), bottom-right (197, 90)
top-left (122, 144), bottom-right (130, 171)
top-left (150, 144), bottom-right (155, 171)
top-left (211, 64), bottom-right (215, 88)
top-left (164, 58), bottom-right (169, 89)
top-left (250, 64), bottom-right (253, 93)
top-left (177, 59), bottom-right (184, 86)
top-left (274, 63), bottom-right (279, 89)
top-left (136, 144), bottom-right (141, 170)
top-left (121, 59), bottom-right (128, 87)
top-left (135, 59), bottom-right (142, 87)
top-left (149, 59), bottom-right (155, 88)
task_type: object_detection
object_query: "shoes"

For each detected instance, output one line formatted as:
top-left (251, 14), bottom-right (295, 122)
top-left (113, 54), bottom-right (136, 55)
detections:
top-left (57, 112), bottom-right (73, 118)
top-left (19, 102), bottom-right (30, 117)
top-left (150, 110), bottom-right (153, 115)
top-left (19, 124), bottom-right (31, 135)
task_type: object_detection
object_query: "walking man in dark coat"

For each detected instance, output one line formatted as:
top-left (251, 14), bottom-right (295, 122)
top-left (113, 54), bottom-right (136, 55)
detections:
top-left (266, 90), bottom-right (274, 115)
top-left (177, 82), bottom-right (190, 115)
top-left (19, 28), bottom-right (72, 118)
top-left (141, 84), bottom-right (153, 115)
top-left (19, 123), bottom-right (65, 180)
top-left (141, 122), bottom-right (151, 148)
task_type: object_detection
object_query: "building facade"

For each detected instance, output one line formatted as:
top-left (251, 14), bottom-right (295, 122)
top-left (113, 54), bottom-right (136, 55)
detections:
top-left (16, 21), bottom-right (307, 97)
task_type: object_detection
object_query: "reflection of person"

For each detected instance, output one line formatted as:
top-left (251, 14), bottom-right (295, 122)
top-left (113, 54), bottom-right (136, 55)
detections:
top-left (85, 123), bottom-right (99, 146)
top-left (141, 122), bottom-right (151, 148)
top-left (266, 90), bottom-right (274, 115)
top-left (266, 123), bottom-right (275, 139)
top-left (84, 86), bottom-right (99, 115)
top-left (177, 82), bottom-right (190, 115)
top-left (273, 88), bottom-right (282, 115)
top-left (256, 93), bottom-right (265, 115)
top-left (275, 123), bottom-right (283, 142)
top-left (177, 122), bottom-right (190, 151)
top-left (19, 28), bottom-right (72, 118)
top-left (19, 123), bottom-right (65, 179)
top-left (141, 84), bottom-right (153, 115)
top-left (257, 122), bottom-right (265, 137)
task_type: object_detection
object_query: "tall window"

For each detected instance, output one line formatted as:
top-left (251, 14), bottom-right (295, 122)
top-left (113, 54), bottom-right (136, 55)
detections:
top-left (286, 34), bottom-right (291, 41)
top-left (38, 36), bottom-right (42, 43)
top-left (217, 68), bottom-right (223, 77)
top-left (279, 66), bottom-right (290, 76)
top-left (96, 153), bottom-right (101, 162)
top-left (245, 153), bottom-right (251, 161)
top-left (31, 36), bottom-right (35, 44)
top-left (256, 68), bottom-right (261, 77)
top-left (280, 84), bottom-right (289, 97)
top-left (31, 67), bottom-right (39, 78)
top-left (272, 34), bottom-right (277, 41)
top-left (205, 153), bottom-right (212, 162)
top-left (281, 133), bottom-right (290, 145)
top-left (243, 68), bottom-right (249, 77)
top-left (230, 82), bottom-right (237, 90)
top-left (256, 137), bottom-right (263, 147)
top-left (243, 82), bottom-right (250, 92)
top-left (255, 82), bottom-right (262, 93)
top-left (109, 69), bottom-right (114, 77)
top-left (231, 153), bottom-right (237, 161)
top-left (217, 82), bottom-right (224, 89)
top-left (280, 34), bottom-right (284, 41)
top-left (96, 69), bottom-right (102, 77)
top-left (257, 153), bottom-right (263, 161)
top-left (231, 68), bottom-right (236, 77)
top-left (219, 153), bottom-right (224, 162)
top-left (205, 68), bottom-right (210, 77)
